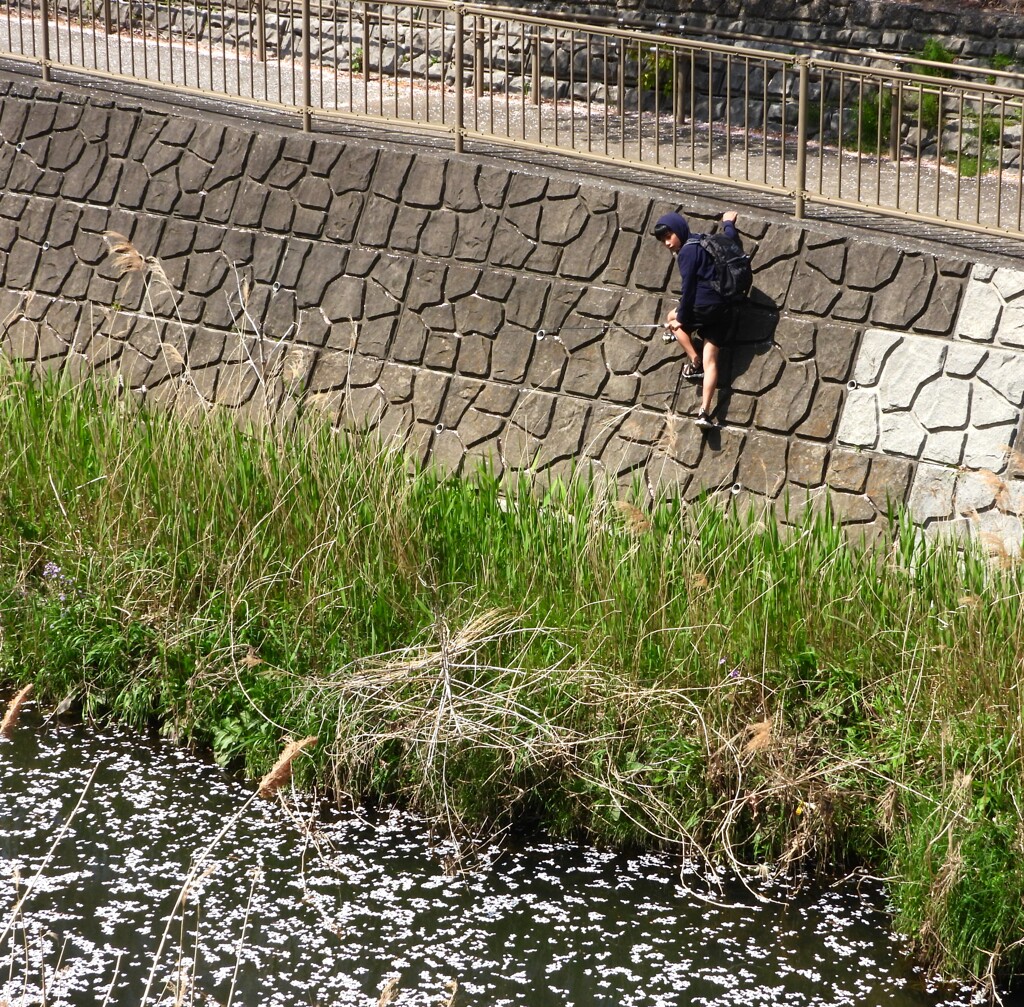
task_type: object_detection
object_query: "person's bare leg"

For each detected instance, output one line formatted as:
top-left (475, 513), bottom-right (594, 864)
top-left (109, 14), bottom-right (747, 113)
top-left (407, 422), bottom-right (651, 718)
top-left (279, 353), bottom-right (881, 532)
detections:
top-left (701, 341), bottom-right (720, 414)
top-left (673, 327), bottom-right (701, 367)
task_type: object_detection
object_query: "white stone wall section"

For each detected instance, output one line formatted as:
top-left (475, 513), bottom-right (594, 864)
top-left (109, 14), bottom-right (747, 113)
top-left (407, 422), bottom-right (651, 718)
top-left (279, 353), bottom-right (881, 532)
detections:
top-left (837, 268), bottom-right (1024, 556)
top-left (956, 263), bottom-right (1024, 351)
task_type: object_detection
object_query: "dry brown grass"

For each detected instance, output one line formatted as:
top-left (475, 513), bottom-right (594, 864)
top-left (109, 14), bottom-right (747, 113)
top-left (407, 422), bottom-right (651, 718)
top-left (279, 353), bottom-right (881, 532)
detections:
top-left (741, 717), bottom-right (774, 756)
top-left (980, 469), bottom-right (1014, 515)
top-left (257, 736), bottom-right (318, 798)
top-left (611, 499), bottom-right (652, 534)
top-left (377, 976), bottom-right (400, 1006)
top-left (104, 231), bottom-right (145, 276)
top-left (0, 683), bottom-right (33, 738)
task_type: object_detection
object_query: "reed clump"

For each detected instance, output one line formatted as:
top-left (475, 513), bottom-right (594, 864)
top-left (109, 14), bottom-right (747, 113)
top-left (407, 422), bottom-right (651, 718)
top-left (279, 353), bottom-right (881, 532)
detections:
top-left (0, 362), bottom-right (1021, 995)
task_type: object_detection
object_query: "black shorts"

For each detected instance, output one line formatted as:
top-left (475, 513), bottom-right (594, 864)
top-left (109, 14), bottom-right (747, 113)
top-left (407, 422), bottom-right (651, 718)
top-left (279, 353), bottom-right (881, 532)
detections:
top-left (691, 304), bottom-right (734, 347)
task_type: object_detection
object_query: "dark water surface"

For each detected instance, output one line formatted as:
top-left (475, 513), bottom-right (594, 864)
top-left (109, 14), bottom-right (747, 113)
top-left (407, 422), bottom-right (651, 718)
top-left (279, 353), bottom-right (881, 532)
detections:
top-left (0, 718), bottom-right (993, 1007)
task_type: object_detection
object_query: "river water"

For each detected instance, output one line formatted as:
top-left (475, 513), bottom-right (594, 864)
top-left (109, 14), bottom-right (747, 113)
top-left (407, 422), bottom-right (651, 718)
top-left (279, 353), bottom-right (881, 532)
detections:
top-left (0, 716), bottom-right (995, 1007)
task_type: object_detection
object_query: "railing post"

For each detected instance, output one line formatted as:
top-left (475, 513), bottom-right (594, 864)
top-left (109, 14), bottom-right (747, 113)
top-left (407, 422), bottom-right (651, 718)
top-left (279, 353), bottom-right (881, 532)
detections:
top-left (794, 55), bottom-right (808, 221)
top-left (889, 77), bottom-right (902, 162)
top-left (362, 7), bottom-right (370, 81)
top-left (103, 0), bottom-right (112, 34)
top-left (453, 3), bottom-right (464, 153)
top-left (256, 0), bottom-right (267, 62)
top-left (532, 27), bottom-right (541, 106)
top-left (674, 52), bottom-right (689, 125)
top-left (301, 0), bottom-right (311, 131)
top-left (474, 14), bottom-right (483, 100)
top-left (617, 38), bottom-right (625, 120)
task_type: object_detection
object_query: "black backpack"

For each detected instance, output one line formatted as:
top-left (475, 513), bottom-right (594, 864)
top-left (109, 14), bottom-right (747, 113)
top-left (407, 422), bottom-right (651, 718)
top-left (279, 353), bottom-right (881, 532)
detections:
top-left (687, 232), bottom-right (752, 302)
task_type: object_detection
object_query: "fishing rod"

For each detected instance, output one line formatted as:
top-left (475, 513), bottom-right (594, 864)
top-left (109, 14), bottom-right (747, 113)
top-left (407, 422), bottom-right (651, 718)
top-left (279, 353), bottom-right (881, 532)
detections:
top-left (534, 322), bottom-right (670, 340)
top-left (534, 323), bottom-right (774, 349)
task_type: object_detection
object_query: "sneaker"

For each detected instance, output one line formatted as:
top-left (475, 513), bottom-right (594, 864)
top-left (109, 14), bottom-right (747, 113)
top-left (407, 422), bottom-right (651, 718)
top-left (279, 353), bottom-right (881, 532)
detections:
top-left (682, 361), bottom-right (704, 381)
top-left (694, 408), bottom-right (718, 430)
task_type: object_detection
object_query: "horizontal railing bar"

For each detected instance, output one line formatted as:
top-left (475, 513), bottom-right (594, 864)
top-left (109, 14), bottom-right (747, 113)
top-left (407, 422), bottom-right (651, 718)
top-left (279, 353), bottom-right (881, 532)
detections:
top-left (469, 2), bottom-right (1024, 80)
top-left (808, 56), bottom-right (1024, 93)
top-left (29, 0), bottom-right (1019, 92)
top-left (15, 57), bottom-right (317, 116)
top-left (460, 126), bottom-right (803, 196)
top-left (802, 190), bottom-right (1024, 238)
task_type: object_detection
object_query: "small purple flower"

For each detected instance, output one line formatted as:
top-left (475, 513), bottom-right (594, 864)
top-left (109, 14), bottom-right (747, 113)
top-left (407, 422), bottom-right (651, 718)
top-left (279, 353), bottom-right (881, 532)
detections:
top-left (729, 667), bottom-right (741, 679)
top-left (43, 561), bottom-right (61, 580)
top-left (718, 657), bottom-right (727, 666)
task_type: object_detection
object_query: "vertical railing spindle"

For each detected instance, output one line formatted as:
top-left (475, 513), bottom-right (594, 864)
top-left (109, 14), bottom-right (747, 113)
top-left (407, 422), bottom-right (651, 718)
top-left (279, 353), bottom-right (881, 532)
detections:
top-left (454, 4), bottom-right (464, 152)
top-left (40, 0), bottom-right (50, 81)
top-left (795, 55), bottom-right (809, 220)
top-left (474, 14), bottom-right (483, 99)
top-left (301, 0), bottom-right (311, 129)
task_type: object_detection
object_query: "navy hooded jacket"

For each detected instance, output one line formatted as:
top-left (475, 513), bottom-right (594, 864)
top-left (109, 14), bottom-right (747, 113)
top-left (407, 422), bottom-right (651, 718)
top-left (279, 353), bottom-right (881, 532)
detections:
top-left (655, 212), bottom-right (740, 330)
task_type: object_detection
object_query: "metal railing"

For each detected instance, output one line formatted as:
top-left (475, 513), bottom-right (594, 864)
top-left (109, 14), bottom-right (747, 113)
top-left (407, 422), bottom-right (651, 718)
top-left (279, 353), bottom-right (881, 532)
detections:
top-left (4, 0), bottom-right (1024, 236)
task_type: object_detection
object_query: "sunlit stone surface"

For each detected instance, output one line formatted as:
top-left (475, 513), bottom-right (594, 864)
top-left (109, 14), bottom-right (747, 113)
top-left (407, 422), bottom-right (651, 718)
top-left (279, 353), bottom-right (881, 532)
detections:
top-left (840, 327), bottom-right (1024, 556)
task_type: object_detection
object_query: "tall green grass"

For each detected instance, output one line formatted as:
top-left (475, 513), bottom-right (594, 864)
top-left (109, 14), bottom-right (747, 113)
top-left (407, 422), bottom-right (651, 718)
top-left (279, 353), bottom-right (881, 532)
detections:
top-left (0, 360), bottom-right (1022, 992)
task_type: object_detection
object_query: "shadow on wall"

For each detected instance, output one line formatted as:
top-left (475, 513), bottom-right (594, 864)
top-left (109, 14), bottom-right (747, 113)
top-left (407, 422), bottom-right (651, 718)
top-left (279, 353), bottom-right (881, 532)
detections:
top-left (720, 288), bottom-right (781, 424)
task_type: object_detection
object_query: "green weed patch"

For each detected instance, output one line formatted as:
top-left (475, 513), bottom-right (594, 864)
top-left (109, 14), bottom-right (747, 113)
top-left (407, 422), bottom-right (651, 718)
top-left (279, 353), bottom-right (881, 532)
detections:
top-left (0, 362), bottom-right (1021, 992)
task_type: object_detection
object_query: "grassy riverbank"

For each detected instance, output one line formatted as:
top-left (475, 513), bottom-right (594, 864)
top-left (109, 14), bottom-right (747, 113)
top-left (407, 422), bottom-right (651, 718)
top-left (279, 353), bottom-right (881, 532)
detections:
top-left (0, 361), bottom-right (1022, 993)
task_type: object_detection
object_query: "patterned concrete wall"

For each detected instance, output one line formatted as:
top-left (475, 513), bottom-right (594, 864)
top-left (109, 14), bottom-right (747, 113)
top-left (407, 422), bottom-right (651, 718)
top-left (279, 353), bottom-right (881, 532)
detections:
top-left (0, 75), bottom-right (1021, 554)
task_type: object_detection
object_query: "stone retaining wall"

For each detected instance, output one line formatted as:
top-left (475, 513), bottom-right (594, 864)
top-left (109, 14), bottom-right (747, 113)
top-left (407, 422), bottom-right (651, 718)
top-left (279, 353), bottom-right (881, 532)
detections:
top-left (535, 0), bottom-right (1024, 67)
top-left (43, 0), bottom-right (1024, 66)
top-left (0, 76), bottom-right (1022, 553)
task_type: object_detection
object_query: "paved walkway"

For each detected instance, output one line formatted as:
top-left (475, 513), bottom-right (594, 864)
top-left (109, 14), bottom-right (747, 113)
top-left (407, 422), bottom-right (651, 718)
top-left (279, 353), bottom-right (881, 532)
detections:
top-left (2, 6), bottom-right (1024, 262)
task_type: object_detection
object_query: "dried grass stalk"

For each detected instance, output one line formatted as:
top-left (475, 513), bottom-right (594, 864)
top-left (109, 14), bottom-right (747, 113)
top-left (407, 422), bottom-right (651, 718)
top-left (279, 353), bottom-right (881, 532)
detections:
top-left (0, 683), bottom-right (33, 739)
top-left (159, 343), bottom-right (186, 368)
top-left (104, 231), bottom-right (145, 276)
top-left (611, 500), bottom-right (651, 533)
top-left (257, 735), bottom-right (317, 798)
top-left (930, 841), bottom-right (966, 905)
top-left (979, 469), bottom-right (1012, 513)
top-left (282, 349), bottom-right (309, 385)
top-left (742, 718), bottom-right (773, 755)
top-left (878, 783), bottom-right (899, 836)
top-left (980, 531), bottom-right (1013, 567)
top-left (145, 257), bottom-right (177, 303)
top-left (377, 976), bottom-right (400, 1007)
